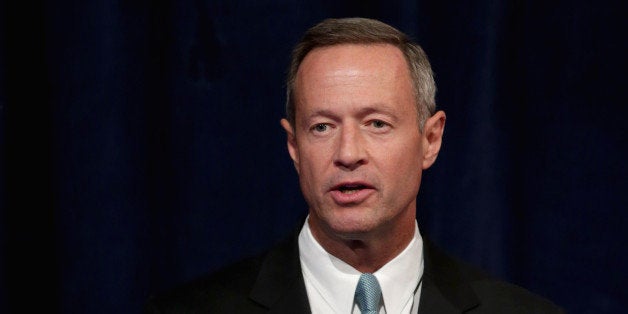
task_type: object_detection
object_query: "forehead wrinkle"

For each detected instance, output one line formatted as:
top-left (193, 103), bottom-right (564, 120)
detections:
top-left (301, 46), bottom-right (407, 86)
top-left (321, 63), bottom-right (399, 85)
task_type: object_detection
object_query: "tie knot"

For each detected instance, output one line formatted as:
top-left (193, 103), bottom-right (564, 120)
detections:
top-left (354, 273), bottom-right (382, 314)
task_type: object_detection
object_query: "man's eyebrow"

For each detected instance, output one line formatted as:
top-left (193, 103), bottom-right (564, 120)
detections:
top-left (298, 105), bottom-right (404, 131)
top-left (299, 110), bottom-right (343, 128)
top-left (354, 104), bottom-right (399, 119)
top-left (305, 109), bottom-right (338, 121)
top-left (304, 104), bottom-right (400, 121)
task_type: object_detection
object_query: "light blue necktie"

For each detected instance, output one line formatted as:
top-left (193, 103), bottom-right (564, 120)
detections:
top-left (354, 273), bottom-right (382, 314)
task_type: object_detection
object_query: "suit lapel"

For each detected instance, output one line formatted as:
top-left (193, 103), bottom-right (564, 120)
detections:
top-left (418, 239), bottom-right (480, 313)
top-left (248, 233), bottom-right (311, 314)
top-left (419, 279), bottom-right (463, 314)
top-left (245, 231), bottom-right (481, 313)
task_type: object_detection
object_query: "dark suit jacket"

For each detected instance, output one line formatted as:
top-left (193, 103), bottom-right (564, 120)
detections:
top-left (145, 233), bottom-right (563, 313)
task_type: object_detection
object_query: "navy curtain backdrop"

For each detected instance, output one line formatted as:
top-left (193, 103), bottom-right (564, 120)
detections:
top-left (2, 0), bottom-right (626, 313)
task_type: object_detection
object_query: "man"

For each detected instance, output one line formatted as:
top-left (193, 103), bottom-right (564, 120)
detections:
top-left (145, 18), bottom-right (563, 313)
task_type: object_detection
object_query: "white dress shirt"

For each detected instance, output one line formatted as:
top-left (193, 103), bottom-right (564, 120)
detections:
top-left (298, 218), bottom-right (424, 314)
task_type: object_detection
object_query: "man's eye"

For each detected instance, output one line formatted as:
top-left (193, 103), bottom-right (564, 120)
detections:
top-left (313, 123), bottom-right (328, 132)
top-left (371, 120), bottom-right (387, 128)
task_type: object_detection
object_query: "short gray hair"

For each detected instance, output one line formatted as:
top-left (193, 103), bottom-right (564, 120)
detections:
top-left (286, 17), bottom-right (436, 130)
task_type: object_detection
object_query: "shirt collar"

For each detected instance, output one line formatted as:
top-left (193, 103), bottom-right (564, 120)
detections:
top-left (298, 217), bottom-right (424, 314)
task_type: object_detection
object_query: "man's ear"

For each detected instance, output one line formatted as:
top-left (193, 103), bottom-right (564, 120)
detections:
top-left (280, 118), bottom-right (300, 173)
top-left (421, 110), bottom-right (446, 170)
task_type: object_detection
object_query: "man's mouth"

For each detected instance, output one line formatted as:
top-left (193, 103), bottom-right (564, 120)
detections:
top-left (329, 182), bottom-right (375, 205)
top-left (337, 184), bottom-right (368, 194)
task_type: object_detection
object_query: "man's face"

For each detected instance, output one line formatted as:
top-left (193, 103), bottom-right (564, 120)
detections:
top-left (281, 44), bottom-right (443, 241)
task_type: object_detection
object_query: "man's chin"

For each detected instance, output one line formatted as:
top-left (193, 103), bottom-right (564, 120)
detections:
top-left (321, 218), bottom-right (379, 240)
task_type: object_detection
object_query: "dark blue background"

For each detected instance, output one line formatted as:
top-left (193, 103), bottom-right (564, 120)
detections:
top-left (2, 0), bottom-right (626, 313)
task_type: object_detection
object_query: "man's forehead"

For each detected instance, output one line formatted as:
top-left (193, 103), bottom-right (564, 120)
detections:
top-left (291, 44), bottom-right (417, 125)
top-left (295, 44), bottom-right (410, 91)
top-left (299, 43), bottom-right (406, 70)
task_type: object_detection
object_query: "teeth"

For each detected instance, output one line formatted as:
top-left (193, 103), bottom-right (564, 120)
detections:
top-left (341, 189), bottom-right (359, 194)
top-left (339, 185), bottom-right (364, 193)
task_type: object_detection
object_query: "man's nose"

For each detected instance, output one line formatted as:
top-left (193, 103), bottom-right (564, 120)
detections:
top-left (333, 125), bottom-right (367, 170)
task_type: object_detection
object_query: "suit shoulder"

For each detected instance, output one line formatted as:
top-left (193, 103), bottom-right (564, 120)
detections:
top-left (423, 238), bottom-right (492, 282)
top-left (422, 240), bottom-right (563, 313)
top-left (145, 231), bottom-right (304, 313)
top-left (470, 280), bottom-right (564, 313)
top-left (144, 254), bottom-right (265, 314)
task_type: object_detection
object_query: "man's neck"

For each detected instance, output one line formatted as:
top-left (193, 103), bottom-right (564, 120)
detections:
top-left (308, 215), bottom-right (416, 273)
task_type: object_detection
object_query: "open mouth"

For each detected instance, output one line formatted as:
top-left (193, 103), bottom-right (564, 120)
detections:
top-left (336, 184), bottom-right (369, 194)
top-left (329, 182), bottom-right (374, 204)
